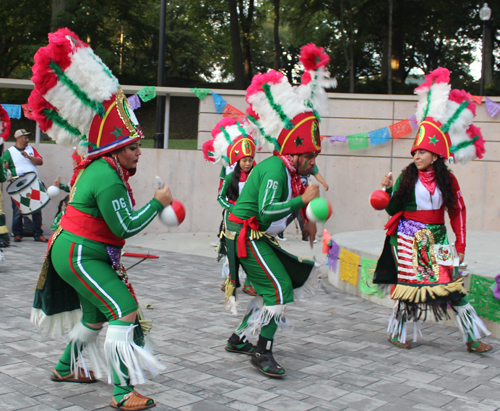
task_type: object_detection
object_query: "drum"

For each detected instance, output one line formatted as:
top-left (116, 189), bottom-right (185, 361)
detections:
top-left (7, 172), bottom-right (50, 215)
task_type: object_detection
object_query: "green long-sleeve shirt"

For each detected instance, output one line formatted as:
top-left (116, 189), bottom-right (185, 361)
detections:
top-left (231, 156), bottom-right (305, 231)
top-left (217, 172), bottom-right (234, 213)
top-left (68, 158), bottom-right (163, 240)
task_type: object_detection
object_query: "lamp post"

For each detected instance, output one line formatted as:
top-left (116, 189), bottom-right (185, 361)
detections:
top-left (154, 0), bottom-right (167, 148)
top-left (480, 3), bottom-right (492, 96)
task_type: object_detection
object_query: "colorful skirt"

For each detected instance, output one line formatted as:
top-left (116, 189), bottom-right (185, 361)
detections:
top-left (391, 219), bottom-right (466, 304)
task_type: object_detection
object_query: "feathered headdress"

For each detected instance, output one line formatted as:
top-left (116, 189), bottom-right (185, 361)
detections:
top-left (0, 105), bottom-right (11, 143)
top-left (412, 67), bottom-right (485, 164)
top-left (203, 117), bottom-right (256, 167)
top-left (245, 43), bottom-right (336, 155)
top-left (28, 28), bottom-right (143, 158)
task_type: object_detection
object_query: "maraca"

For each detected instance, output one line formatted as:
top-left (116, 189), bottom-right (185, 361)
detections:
top-left (47, 175), bottom-right (61, 198)
top-left (306, 197), bottom-right (332, 223)
top-left (370, 172), bottom-right (391, 210)
top-left (160, 200), bottom-right (186, 227)
top-left (155, 176), bottom-right (186, 227)
top-left (46, 185), bottom-right (61, 198)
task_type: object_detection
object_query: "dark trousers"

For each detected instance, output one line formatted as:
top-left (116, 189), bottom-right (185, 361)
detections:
top-left (285, 211), bottom-right (305, 237)
top-left (11, 198), bottom-right (43, 239)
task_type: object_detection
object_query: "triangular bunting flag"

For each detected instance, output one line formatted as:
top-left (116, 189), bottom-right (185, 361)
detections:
top-left (389, 119), bottom-right (413, 139)
top-left (21, 104), bottom-right (34, 119)
top-left (469, 94), bottom-right (483, 105)
top-left (339, 249), bottom-right (359, 286)
top-left (190, 88), bottom-right (211, 100)
top-left (485, 97), bottom-right (500, 118)
top-left (137, 86), bottom-right (156, 102)
top-left (222, 104), bottom-right (245, 121)
top-left (368, 127), bottom-right (391, 146)
top-left (212, 92), bottom-right (227, 114)
top-left (128, 94), bottom-right (141, 110)
top-left (0, 104), bottom-right (21, 119)
top-left (409, 115), bottom-right (418, 130)
top-left (347, 133), bottom-right (369, 150)
top-left (329, 135), bottom-right (347, 145)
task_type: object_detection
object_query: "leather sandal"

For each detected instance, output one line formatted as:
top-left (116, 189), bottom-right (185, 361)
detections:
top-left (388, 336), bottom-right (411, 349)
top-left (466, 340), bottom-right (493, 353)
top-left (51, 368), bottom-right (97, 383)
top-left (243, 284), bottom-right (257, 296)
top-left (110, 390), bottom-right (156, 410)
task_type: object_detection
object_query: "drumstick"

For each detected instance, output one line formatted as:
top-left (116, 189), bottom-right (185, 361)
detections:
top-left (56, 175), bottom-right (61, 183)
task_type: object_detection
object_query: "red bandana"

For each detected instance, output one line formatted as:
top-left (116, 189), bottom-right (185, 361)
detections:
top-left (277, 154), bottom-right (309, 223)
top-left (239, 170), bottom-right (249, 182)
top-left (70, 155), bottom-right (136, 207)
top-left (418, 170), bottom-right (436, 195)
top-left (277, 155), bottom-right (306, 198)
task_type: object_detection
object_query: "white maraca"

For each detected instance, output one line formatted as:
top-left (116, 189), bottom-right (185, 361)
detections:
top-left (46, 185), bottom-right (61, 198)
top-left (155, 176), bottom-right (186, 227)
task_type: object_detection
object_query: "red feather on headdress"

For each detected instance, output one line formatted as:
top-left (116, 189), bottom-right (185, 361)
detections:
top-left (299, 43), bottom-right (330, 71)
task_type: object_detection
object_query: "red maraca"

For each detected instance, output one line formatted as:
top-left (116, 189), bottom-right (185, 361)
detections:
top-left (370, 172), bottom-right (391, 210)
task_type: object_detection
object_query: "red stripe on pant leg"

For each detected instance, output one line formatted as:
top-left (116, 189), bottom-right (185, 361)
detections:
top-left (68, 242), bottom-right (117, 320)
top-left (248, 240), bottom-right (280, 305)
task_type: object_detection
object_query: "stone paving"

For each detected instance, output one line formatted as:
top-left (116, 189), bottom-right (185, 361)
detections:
top-left (1, 239), bottom-right (500, 411)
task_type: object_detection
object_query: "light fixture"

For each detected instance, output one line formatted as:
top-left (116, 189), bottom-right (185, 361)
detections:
top-left (480, 3), bottom-right (492, 21)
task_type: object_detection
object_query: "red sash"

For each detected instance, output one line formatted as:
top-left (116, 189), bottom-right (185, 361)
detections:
top-left (61, 205), bottom-right (125, 246)
top-left (228, 213), bottom-right (260, 258)
top-left (384, 209), bottom-right (445, 237)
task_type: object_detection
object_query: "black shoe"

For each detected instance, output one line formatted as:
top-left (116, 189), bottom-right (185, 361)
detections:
top-left (250, 336), bottom-right (286, 377)
top-left (250, 350), bottom-right (286, 378)
top-left (225, 333), bottom-right (255, 355)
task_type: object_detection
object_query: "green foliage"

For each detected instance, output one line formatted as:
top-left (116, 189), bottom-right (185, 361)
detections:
top-left (0, 0), bottom-right (496, 94)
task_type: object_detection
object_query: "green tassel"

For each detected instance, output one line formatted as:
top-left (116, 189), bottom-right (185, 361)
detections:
top-left (450, 135), bottom-right (479, 153)
top-left (90, 54), bottom-right (116, 81)
top-left (50, 61), bottom-right (105, 118)
top-left (219, 126), bottom-right (233, 145)
top-left (43, 109), bottom-right (82, 137)
top-left (262, 84), bottom-right (294, 130)
top-left (237, 123), bottom-right (248, 137)
top-left (81, 141), bottom-right (97, 149)
top-left (441, 101), bottom-right (470, 134)
top-left (222, 155), bottom-right (230, 163)
top-left (422, 78), bottom-right (435, 119)
top-left (247, 114), bottom-right (280, 152)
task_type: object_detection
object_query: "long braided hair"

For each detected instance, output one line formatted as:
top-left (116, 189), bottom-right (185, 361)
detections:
top-left (392, 157), bottom-right (457, 211)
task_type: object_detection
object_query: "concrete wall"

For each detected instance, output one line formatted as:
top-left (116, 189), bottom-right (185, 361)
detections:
top-left (2, 91), bottom-right (499, 237)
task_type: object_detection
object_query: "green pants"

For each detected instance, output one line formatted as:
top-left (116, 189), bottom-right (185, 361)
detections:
top-left (51, 231), bottom-right (137, 323)
top-left (235, 236), bottom-right (294, 306)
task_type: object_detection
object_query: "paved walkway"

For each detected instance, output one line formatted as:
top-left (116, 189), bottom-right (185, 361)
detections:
top-left (1, 238), bottom-right (500, 411)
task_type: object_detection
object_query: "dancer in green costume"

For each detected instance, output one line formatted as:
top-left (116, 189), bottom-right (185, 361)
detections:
top-left (220, 43), bottom-right (336, 377)
top-left (29, 28), bottom-right (173, 411)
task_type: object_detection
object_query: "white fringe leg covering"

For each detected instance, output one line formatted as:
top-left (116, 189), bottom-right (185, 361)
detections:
top-left (104, 324), bottom-right (166, 386)
top-left (31, 307), bottom-right (82, 337)
top-left (453, 303), bottom-right (491, 343)
top-left (236, 297), bottom-right (289, 343)
top-left (387, 302), bottom-right (409, 344)
top-left (224, 296), bottom-right (239, 316)
top-left (68, 321), bottom-right (105, 379)
top-left (294, 266), bottom-right (320, 301)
